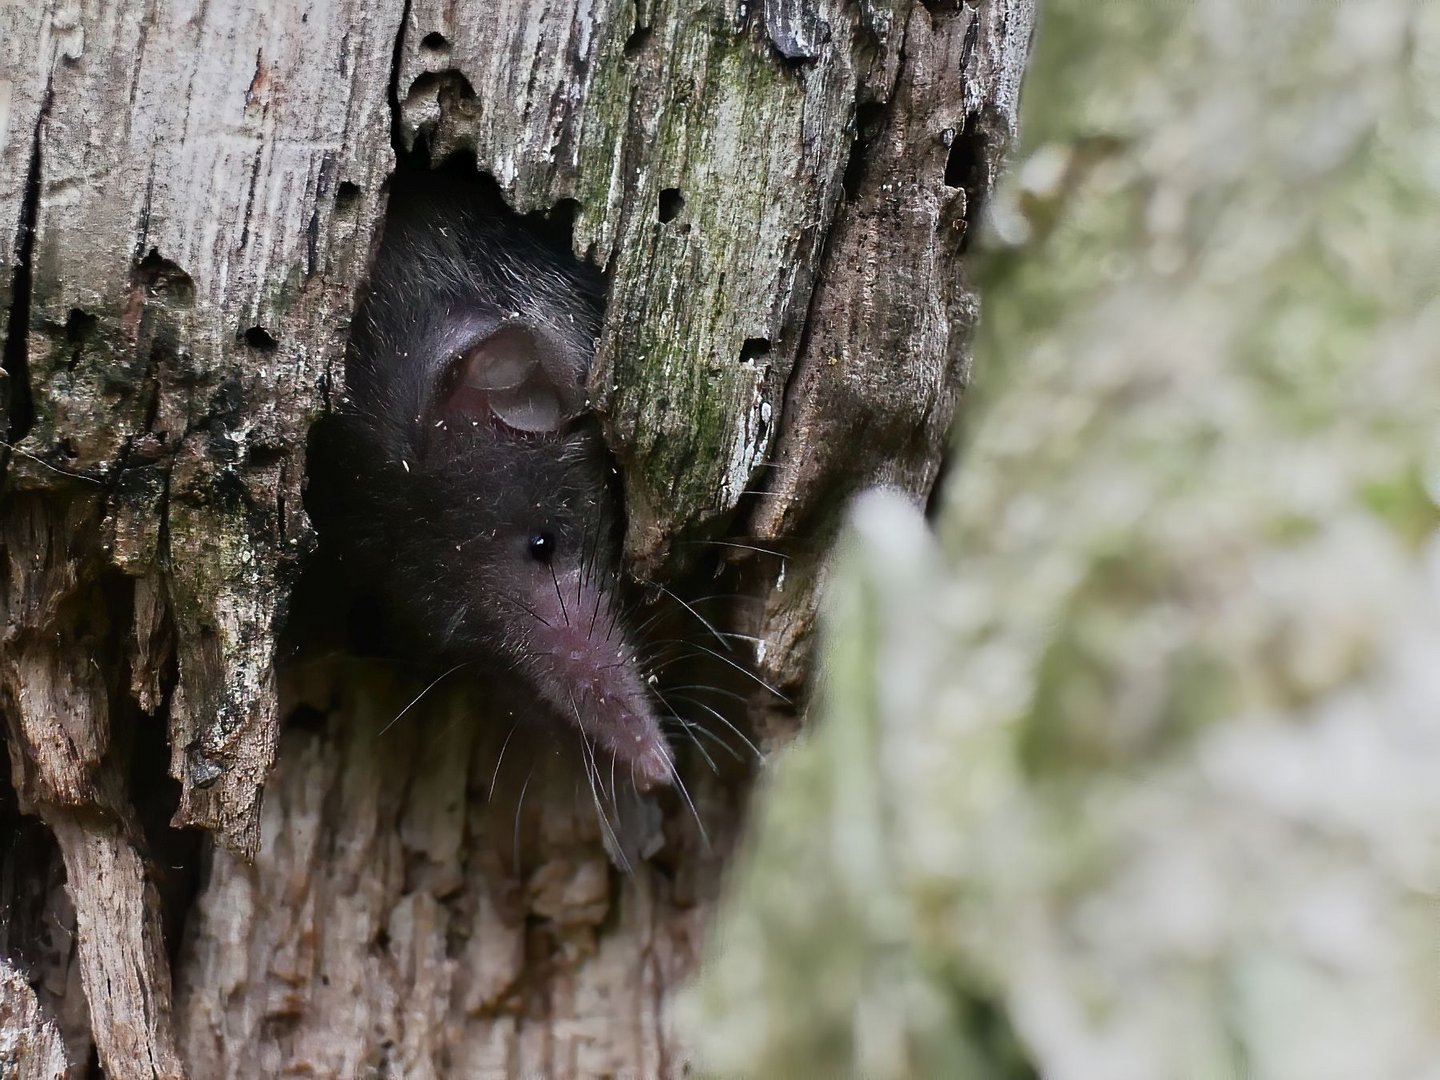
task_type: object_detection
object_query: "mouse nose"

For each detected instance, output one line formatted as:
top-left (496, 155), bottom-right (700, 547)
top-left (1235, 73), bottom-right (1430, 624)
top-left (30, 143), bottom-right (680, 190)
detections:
top-left (519, 569), bottom-right (674, 791)
top-left (631, 741), bottom-right (675, 794)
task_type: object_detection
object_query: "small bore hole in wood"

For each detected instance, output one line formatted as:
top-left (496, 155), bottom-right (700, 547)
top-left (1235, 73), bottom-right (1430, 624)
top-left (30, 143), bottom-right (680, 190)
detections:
top-left (335, 180), bottom-right (361, 211)
top-left (944, 129), bottom-right (975, 190)
top-left (420, 31), bottom-right (450, 52)
top-left (242, 326), bottom-right (278, 351)
top-left (658, 188), bottom-right (684, 223)
top-left (739, 338), bottom-right (771, 363)
top-left (65, 307), bottom-right (97, 343)
top-left (624, 26), bottom-right (653, 58)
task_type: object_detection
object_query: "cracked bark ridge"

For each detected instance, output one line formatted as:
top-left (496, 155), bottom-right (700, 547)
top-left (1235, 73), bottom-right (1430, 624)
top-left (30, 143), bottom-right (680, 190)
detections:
top-left (744, 0), bottom-right (1033, 736)
top-left (0, 2), bottom-right (48, 355)
top-left (2, 2), bottom-right (399, 859)
top-left (2, 1), bottom-right (398, 1075)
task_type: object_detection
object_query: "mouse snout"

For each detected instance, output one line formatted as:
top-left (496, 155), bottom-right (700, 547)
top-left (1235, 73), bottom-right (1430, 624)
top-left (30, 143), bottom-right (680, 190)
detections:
top-left (516, 568), bottom-right (674, 791)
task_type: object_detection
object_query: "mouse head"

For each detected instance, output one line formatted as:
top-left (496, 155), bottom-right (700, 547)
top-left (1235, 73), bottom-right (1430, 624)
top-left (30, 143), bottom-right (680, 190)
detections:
top-left (420, 315), bottom-right (674, 792)
top-left (337, 201), bottom-right (674, 793)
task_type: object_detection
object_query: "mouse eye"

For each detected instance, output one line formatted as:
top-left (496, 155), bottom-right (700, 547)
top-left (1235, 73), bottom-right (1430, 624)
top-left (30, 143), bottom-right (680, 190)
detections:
top-left (527, 531), bottom-right (555, 564)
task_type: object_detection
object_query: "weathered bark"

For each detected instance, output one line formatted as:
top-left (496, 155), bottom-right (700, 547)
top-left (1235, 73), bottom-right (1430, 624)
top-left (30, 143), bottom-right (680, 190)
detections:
top-left (685, 0), bottom-right (1440, 1076)
top-left (0, 1), bottom-right (1022, 1075)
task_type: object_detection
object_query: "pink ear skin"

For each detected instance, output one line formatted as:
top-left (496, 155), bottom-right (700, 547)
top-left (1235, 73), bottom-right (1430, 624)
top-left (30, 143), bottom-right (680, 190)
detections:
top-left (434, 324), bottom-right (583, 436)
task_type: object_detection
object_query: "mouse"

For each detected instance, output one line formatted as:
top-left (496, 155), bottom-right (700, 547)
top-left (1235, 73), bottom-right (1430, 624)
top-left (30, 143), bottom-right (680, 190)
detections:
top-left (307, 167), bottom-right (675, 796)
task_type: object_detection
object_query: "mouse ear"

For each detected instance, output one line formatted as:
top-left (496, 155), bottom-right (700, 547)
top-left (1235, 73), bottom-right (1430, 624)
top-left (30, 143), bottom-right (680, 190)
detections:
top-left (441, 325), bottom-right (580, 434)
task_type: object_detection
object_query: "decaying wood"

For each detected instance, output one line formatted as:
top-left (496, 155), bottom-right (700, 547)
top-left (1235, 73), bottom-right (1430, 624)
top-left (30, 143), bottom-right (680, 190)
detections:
top-left (0, 496), bottom-right (184, 1079)
top-left (2, 1), bottom-right (398, 1071)
top-left (0, 958), bottom-right (68, 1079)
top-left (175, 664), bottom-right (734, 1077)
top-left (746, 0), bottom-right (1032, 734)
top-left (1, 0), bottom-right (1025, 1074)
top-left (5, 0), bottom-right (399, 858)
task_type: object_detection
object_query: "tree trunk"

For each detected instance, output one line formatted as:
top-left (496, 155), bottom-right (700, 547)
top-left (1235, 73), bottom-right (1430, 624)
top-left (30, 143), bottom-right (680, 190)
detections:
top-left (0, 1), bottom-right (1025, 1075)
top-left (685, 0), bottom-right (1440, 1076)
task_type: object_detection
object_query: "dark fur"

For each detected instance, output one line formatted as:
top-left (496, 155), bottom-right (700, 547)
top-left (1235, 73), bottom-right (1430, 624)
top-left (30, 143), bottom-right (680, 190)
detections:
top-left (312, 170), bottom-right (673, 794)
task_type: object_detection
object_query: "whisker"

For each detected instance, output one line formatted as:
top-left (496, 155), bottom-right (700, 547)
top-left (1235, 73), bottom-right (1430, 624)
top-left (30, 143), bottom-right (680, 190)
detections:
top-left (587, 750), bottom-right (624, 864)
top-left (489, 719), bottom-right (521, 801)
top-left (588, 585), bottom-right (604, 638)
top-left (716, 631), bottom-right (769, 646)
top-left (658, 683), bottom-right (752, 704)
top-left (660, 592), bottom-right (770, 608)
top-left (379, 661), bottom-right (473, 735)
top-left (662, 691), bottom-right (763, 761)
top-left (658, 710), bottom-right (726, 770)
top-left (549, 561), bottom-right (570, 626)
top-left (629, 608), bottom-right (669, 638)
top-left (676, 539), bottom-right (789, 560)
top-left (569, 690), bottom-right (626, 866)
top-left (665, 757), bottom-right (710, 850)
top-left (647, 581), bottom-right (732, 653)
top-left (669, 642), bottom-right (792, 703)
top-left (641, 651), bottom-right (713, 674)
top-left (513, 766), bottom-right (535, 878)
top-left (496, 593), bottom-right (552, 628)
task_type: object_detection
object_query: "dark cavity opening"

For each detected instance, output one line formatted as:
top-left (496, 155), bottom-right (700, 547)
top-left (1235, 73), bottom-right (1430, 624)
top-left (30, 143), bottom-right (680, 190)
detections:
top-left (658, 188), bottom-right (684, 223)
top-left (246, 444), bottom-right (286, 468)
top-left (64, 308), bottom-right (97, 371)
top-left (120, 628), bottom-right (206, 977)
top-left (404, 69), bottom-right (478, 108)
top-left (624, 26), bottom-right (652, 58)
top-left (842, 101), bottom-right (886, 200)
top-left (944, 121), bottom-right (976, 190)
top-left (64, 307), bottom-right (97, 343)
top-left (242, 326), bottom-right (278, 351)
top-left (739, 338), bottom-right (771, 363)
top-left (547, 198), bottom-right (581, 236)
top-left (335, 180), bottom-right (362, 211)
top-left (419, 31), bottom-right (450, 53)
top-left (945, 111), bottom-right (993, 253)
top-left (2, 88), bottom-right (47, 442)
top-left (0, 725), bottom-right (71, 1035)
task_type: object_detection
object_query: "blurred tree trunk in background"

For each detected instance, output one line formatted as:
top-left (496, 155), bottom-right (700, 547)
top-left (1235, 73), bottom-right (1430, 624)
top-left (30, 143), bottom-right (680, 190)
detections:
top-left (685, 0), bottom-right (1440, 1077)
top-left (0, 1), bottom-right (1027, 1076)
